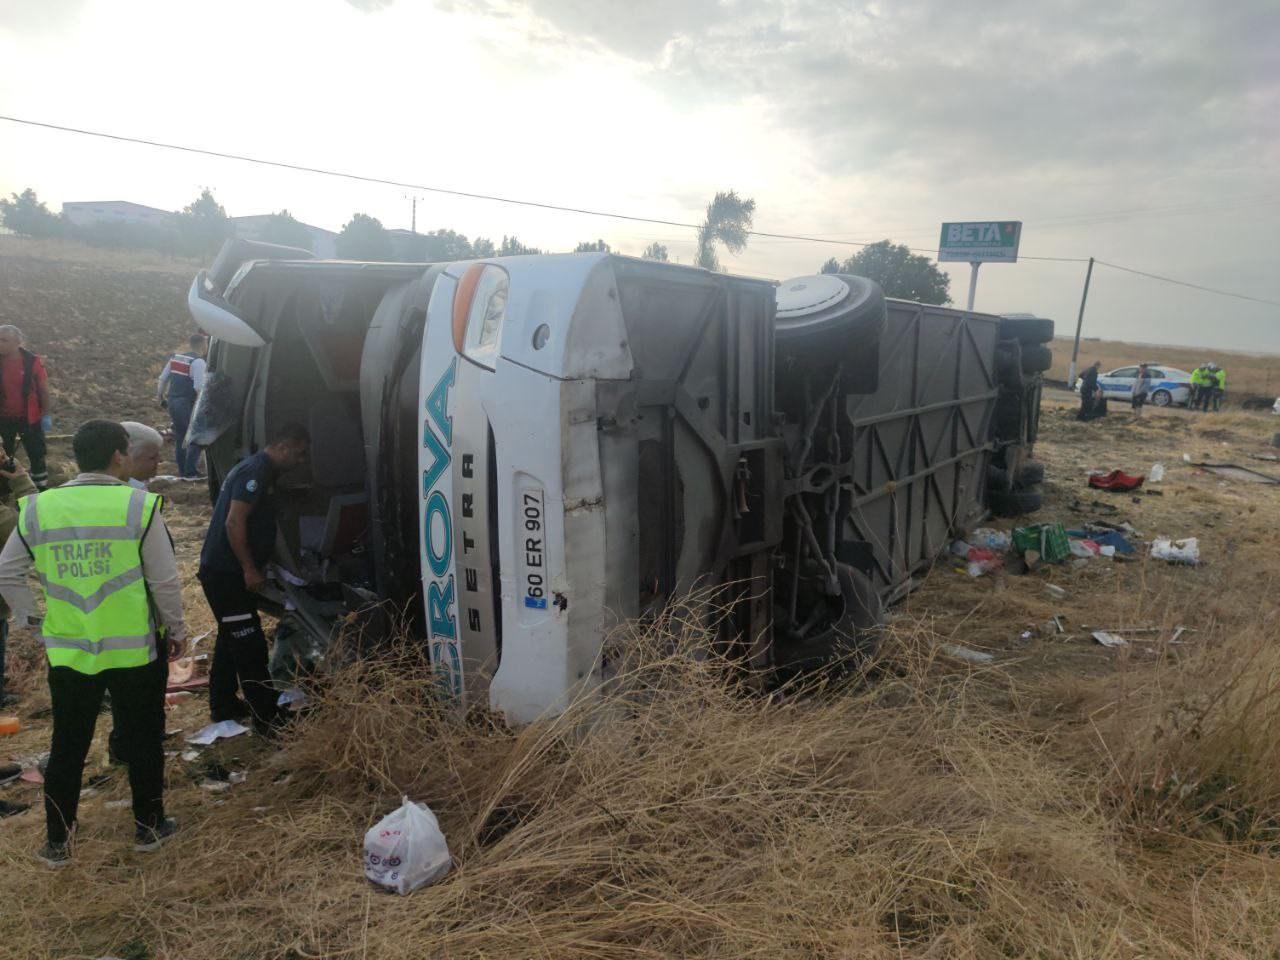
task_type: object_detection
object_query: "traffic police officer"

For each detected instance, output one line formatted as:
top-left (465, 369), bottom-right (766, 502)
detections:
top-left (0, 419), bottom-right (188, 867)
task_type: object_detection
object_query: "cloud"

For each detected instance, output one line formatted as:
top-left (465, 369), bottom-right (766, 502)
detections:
top-left (0, 0), bottom-right (89, 33)
top-left (460, 0), bottom-right (1279, 188)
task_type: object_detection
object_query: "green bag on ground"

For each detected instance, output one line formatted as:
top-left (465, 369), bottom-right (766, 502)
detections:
top-left (1012, 522), bottom-right (1070, 563)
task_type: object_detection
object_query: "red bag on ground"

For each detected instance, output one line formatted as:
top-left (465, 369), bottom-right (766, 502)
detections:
top-left (1088, 470), bottom-right (1145, 491)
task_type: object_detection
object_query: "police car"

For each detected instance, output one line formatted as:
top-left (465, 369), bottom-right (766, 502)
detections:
top-left (1078, 363), bottom-right (1194, 407)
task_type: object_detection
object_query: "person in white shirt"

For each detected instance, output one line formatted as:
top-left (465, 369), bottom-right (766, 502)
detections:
top-left (156, 335), bottom-right (208, 480)
top-left (122, 422), bottom-right (164, 489)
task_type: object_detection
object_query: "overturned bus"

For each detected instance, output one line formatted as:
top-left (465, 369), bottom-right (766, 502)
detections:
top-left (187, 240), bottom-right (1050, 722)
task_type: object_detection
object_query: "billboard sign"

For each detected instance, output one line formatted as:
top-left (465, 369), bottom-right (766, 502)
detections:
top-left (938, 221), bottom-right (1022, 262)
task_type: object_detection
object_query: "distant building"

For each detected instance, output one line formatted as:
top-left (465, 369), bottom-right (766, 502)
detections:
top-left (231, 215), bottom-right (338, 259)
top-left (62, 200), bottom-right (175, 228)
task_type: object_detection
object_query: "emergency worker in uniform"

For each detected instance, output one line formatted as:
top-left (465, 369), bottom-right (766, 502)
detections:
top-left (199, 423), bottom-right (309, 733)
top-left (0, 420), bottom-right (188, 867)
top-left (157, 335), bottom-right (207, 479)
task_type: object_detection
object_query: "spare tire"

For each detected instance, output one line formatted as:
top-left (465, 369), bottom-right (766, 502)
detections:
top-left (1021, 343), bottom-right (1052, 374)
top-left (994, 393), bottom-right (1024, 439)
top-left (987, 464), bottom-right (1012, 493)
top-left (775, 274), bottom-right (887, 396)
top-left (1014, 461), bottom-right (1045, 487)
top-left (989, 486), bottom-right (1044, 517)
top-left (996, 341), bottom-right (1024, 390)
top-left (999, 316), bottom-right (1054, 344)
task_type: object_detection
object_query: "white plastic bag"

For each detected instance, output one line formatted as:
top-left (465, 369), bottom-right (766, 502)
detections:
top-left (1151, 538), bottom-right (1199, 565)
top-left (363, 797), bottom-right (452, 895)
top-left (968, 528), bottom-right (1011, 551)
top-left (1149, 463), bottom-right (1165, 483)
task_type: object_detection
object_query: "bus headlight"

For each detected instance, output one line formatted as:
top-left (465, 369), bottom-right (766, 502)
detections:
top-left (452, 263), bottom-right (509, 369)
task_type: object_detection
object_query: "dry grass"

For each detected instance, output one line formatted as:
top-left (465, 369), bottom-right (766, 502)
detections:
top-left (6, 596), bottom-right (1280, 958)
top-left (1051, 335), bottom-right (1280, 399)
top-left (6, 240), bottom-right (1280, 958)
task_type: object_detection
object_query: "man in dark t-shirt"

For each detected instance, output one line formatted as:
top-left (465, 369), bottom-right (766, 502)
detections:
top-left (198, 423), bottom-right (310, 730)
top-left (1077, 361), bottom-right (1102, 421)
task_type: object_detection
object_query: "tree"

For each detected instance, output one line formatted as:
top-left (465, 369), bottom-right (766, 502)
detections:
top-left (420, 229), bottom-right (476, 261)
top-left (176, 188), bottom-right (230, 257)
top-left (472, 237), bottom-right (496, 258)
top-left (828, 240), bottom-right (951, 304)
top-left (336, 212), bottom-right (394, 261)
top-left (498, 235), bottom-right (542, 257)
top-left (574, 239), bottom-right (610, 253)
top-left (695, 190), bottom-right (755, 272)
top-left (0, 188), bottom-right (63, 238)
top-left (819, 257), bottom-right (841, 275)
top-left (641, 242), bottom-right (670, 262)
top-left (259, 210), bottom-right (314, 252)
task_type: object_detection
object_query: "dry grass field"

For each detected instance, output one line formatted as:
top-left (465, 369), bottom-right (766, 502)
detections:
top-left (4, 237), bottom-right (1280, 958)
top-left (1051, 335), bottom-right (1280, 399)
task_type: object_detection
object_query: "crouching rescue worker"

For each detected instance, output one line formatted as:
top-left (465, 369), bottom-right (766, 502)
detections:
top-left (198, 423), bottom-right (309, 734)
top-left (0, 420), bottom-right (187, 867)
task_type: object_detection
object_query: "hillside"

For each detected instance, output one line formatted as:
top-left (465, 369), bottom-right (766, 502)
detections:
top-left (0, 236), bottom-right (200, 427)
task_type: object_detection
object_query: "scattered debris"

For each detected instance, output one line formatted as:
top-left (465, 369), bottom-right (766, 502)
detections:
top-left (1013, 523), bottom-right (1070, 563)
top-left (0, 798), bottom-right (30, 818)
top-left (1149, 462), bottom-right (1165, 482)
top-left (1092, 631), bottom-right (1129, 648)
top-left (180, 749), bottom-right (201, 762)
top-left (1088, 469), bottom-right (1145, 492)
top-left (1189, 462), bottom-right (1280, 485)
top-left (1252, 453), bottom-right (1280, 463)
top-left (966, 547), bottom-right (1004, 577)
top-left (1051, 615), bottom-right (1067, 634)
top-left (1152, 538), bottom-right (1200, 565)
top-left (105, 799), bottom-right (131, 810)
top-left (967, 528), bottom-right (1012, 551)
top-left (277, 687), bottom-right (308, 711)
top-left (0, 761), bottom-right (20, 786)
top-left (939, 643), bottom-right (996, 664)
top-left (0, 716), bottom-right (19, 735)
top-left (1069, 498), bottom-right (1119, 515)
top-left (1069, 528), bottom-right (1134, 555)
top-left (364, 797), bottom-right (453, 895)
top-left (1044, 584), bottom-right (1068, 601)
top-left (1069, 539), bottom-right (1100, 559)
top-left (186, 720), bottom-right (251, 746)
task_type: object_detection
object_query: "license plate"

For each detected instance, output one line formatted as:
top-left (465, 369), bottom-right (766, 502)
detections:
top-left (519, 487), bottom-right (547, 610)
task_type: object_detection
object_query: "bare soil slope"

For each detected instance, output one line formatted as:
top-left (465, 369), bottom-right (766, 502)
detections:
top-left (0, 236), bottom-right (199, 429)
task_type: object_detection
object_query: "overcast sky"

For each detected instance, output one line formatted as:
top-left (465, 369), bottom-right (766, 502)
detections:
top-left (1, 0), bottom-right (1277, 352)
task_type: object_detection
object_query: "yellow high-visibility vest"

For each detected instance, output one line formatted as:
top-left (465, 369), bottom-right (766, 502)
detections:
top-left (17, 484), bottom-right (160, 674)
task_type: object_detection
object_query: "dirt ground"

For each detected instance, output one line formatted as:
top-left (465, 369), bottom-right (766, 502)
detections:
top-left (5, 237), bottom-right (1280, 958)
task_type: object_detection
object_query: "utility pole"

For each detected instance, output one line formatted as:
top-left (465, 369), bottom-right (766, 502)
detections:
top-left (966, 262), bottom-right (981, 311)
top-left (403, 194), bottom-right (420, 233)
top-left (1067, 256), bottom-right (1095, 386)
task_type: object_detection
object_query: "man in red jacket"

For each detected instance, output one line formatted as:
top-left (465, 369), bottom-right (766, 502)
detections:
top-left (0, 326), bottom-right (51, 490)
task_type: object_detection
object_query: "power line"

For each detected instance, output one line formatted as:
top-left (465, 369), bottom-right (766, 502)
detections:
top-left (0, 114), bottom-right (1083, 260)
top-left (1094, 260), bottom-right (1280, 308)
top-left (1, 114), bottom-right (1276, 305)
